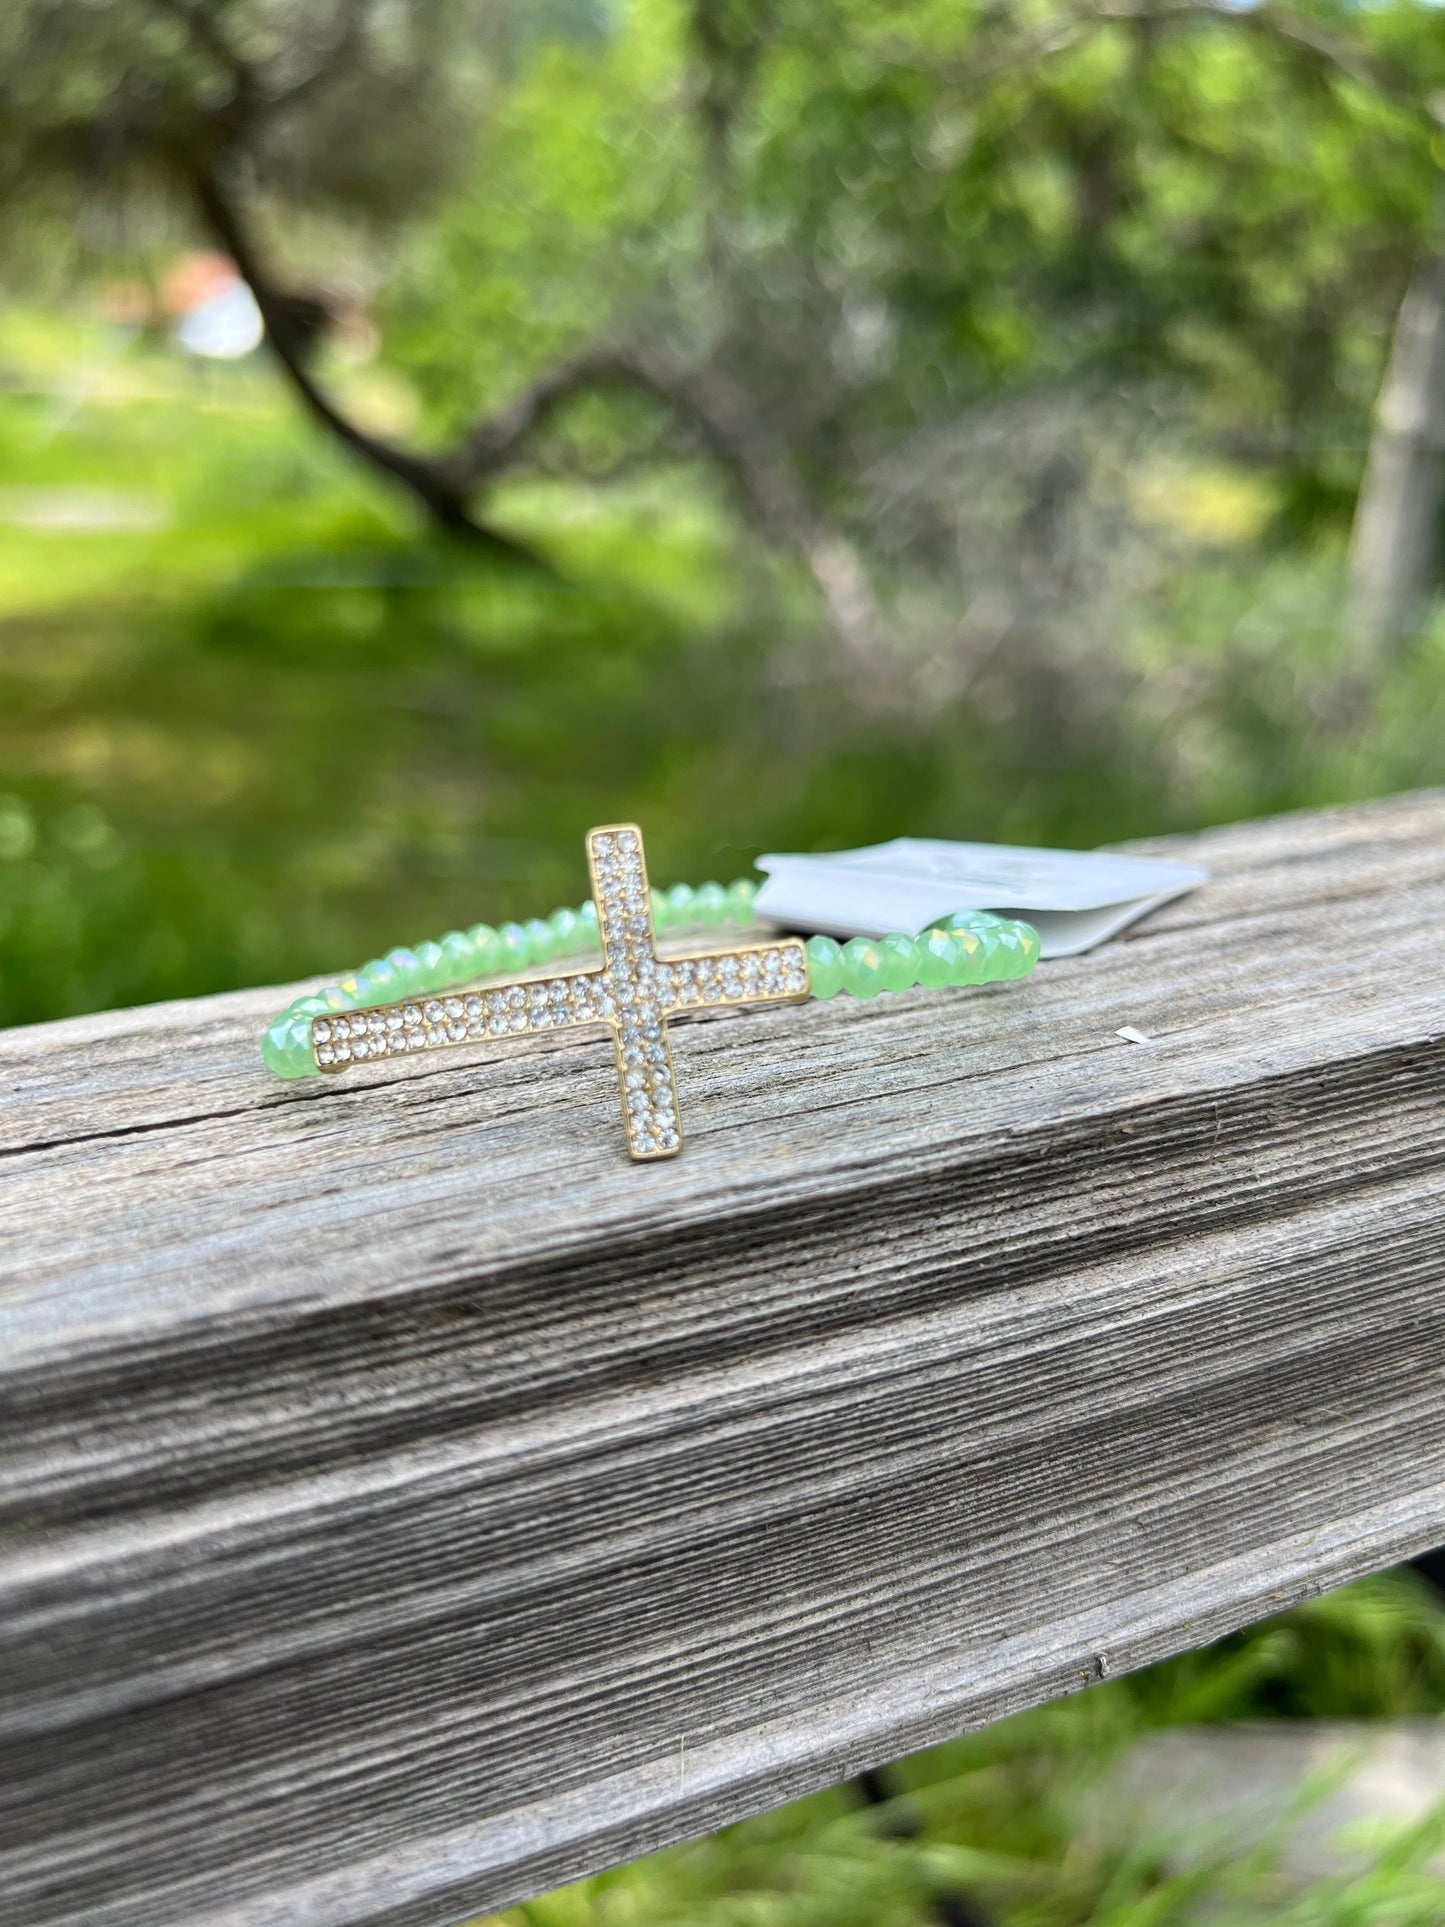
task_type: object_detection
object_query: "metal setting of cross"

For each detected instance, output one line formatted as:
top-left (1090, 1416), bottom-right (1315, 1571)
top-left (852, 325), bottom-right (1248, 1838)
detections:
top-left (308, 824), bottom-right (811, 1159)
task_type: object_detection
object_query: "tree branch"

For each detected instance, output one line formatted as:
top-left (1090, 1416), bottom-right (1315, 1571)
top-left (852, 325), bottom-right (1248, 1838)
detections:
top-left (193, 166), bottom-right (545, 567)
top-left (447, 344), bottom-right (890, 673)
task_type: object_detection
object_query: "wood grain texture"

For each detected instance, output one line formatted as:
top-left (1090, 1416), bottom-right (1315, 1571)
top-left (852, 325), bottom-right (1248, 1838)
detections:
top-left (2, 790), bottom-right (1444, 1927)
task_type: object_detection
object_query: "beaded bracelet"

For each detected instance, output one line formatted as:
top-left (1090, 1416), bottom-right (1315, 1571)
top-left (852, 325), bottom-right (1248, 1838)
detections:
top-left (261, 823), bottom-right (1040, 1160)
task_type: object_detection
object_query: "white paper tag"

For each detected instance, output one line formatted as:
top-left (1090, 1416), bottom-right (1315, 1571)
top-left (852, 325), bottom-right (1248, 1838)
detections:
top-left (754, 838), bottom-right (1207, 958)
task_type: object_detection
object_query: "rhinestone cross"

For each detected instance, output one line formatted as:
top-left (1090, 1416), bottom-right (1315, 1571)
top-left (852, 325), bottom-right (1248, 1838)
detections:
top-left (307, 824), bottom-right (811, 1160)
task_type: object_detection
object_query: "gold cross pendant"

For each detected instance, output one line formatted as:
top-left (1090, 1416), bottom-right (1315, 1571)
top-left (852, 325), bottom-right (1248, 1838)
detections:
top-left (308, 825), bottom-right (811, 1160)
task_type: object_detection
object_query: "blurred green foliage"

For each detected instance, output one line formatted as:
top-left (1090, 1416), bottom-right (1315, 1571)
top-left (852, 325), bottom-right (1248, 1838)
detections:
top-left (1, 313), bottom-right (1442, 1026)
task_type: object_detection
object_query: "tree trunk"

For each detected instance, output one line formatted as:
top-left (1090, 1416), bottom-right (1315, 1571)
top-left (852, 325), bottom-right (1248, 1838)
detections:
top-left (1347, 249), bottom-right (1445, 661)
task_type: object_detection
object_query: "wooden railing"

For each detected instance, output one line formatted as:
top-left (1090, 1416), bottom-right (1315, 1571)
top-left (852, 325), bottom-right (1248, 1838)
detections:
top-left (3, 790), bottom-right (1443, 1927)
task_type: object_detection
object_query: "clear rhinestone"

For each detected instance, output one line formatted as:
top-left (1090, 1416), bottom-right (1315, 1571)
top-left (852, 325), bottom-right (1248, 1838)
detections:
top-left (333, 1041), bottom-right (352, 1062)
top-left (656, 1127), bottom-right (680, 1151)
top-left (403, 1005), bottom-right (423, 1027)
top-left (445, 1020), bottom-right (466, 1042)
top-left (424, 1001), bottom-right (443, 1022)
top-left (633, 1133), bottom-right (656, 1156)
top-left (388, 1032), bottom-right (408, 1053)
top-left (626, 1070), bottom-right (647, 1090)
top-left (386, 1009), bottom-right (405, 1031)
top-left (593, 834), bottom-right (614, 857)
top-left (509, 1011), bottom-right (527, 1032)
top-left (313, 1020), bottom-right (332, 1044)
top-left (618, 830), bottom-right (637, 851)
top-left (623, 1045), bottom-right (644, 1068)
top-left (406, 1030), bottom-right (426, 1050)
top-left (351, 1037), bottom-right (370, 1059)
top-left (506, 985), bottom-right (526, 1009)
top-left (315, 1044), bottom-right (335, 1065)
top-left (464, 995), bottom-right (483, 1018)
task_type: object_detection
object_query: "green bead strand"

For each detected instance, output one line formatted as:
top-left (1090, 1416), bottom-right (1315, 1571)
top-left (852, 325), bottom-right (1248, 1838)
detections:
top-left (261, 872), bottom-right (1039, 1078)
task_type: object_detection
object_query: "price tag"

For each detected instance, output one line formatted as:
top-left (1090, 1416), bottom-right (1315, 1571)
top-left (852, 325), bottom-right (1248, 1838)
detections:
top-left (754, 838), bottom-right (1207, 958)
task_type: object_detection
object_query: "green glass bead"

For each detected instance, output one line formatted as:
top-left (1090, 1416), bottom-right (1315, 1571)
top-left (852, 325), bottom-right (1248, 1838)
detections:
top-left (725, 879), bottom-right (757, 924)
top-left (498, 922), bottom-right (531, 971)
top-left (944, 925), bottom-right (986, 984)
top-left (438, 931), bottom-right (475, 985)
top-left (877, 932), bottom-right (917, 993)
top-left (413, 939), bottom-right (448, 991)
top-left (317, 982), bottom-right (354, 1012)
top-left (1016, 921), bottom-right (1041, 970)
top-left (841, 936), bottom-right (885, 999)
top-left (991, 919), bottom-right (1039, 980)
top-left (356, 957), bottom-right (398, 1003)
top-left (915, 928), bottom-right (962, 988)
top-left (577, 900), bottom-right (599, 937)
top-left (665, 882), bottom-right (695, 926)
top-left (461, 925), bottom-right (501, 976)
top-left (693, 881), bottom-right (727, 928)
top-left (650, 887), bottom-right (670, 930)
top-left (289, 994), bottom-right (333, 1019)
top-left (523, 917), bottom-right (555, 966)
top-left (261, 1012), bottom-right (313, 1079)
top-left (805, 934), bottom-right (845, 999)
top-left (548, 907), bottom-right (580, 955)
top-left (385, 948), bottom-right (422, 994)
top-left (335, 972), bottom-right (367, 1007)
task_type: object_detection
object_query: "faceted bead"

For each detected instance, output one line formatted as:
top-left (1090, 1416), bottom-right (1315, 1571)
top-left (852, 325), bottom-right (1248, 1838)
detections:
top-left (805, 934), bottom-right (844, 999)
top-left (467, 925), bottom-right (506, 975)
top-left (523, 917), bottom-right (555, 965)
top-left (650, 888), bottom-right (670, 930)
top-left (725, 879), bottom-right (757, 925)
top-left (840, 937), bottom-right (885, 999)
top-left (992, 919), bottom-right (1040, 979)
top-left (915, 928), bottom-right (962, 989)
top-left (693, 881), bottom-right (727, 928)
top-left (577, 900), bottom-right (599, 937)
top-left (665, 882), bottom-right (695, 926)
top-left (261, 1013), bottom-right (314, 1079)
top-left (498, 922), bottom-right (531, 971)
top-left (385, 948), bottom-right (423, 996)
top-left (944, 926), bottom-right (985, 984)
top-left (413, 940), bottom-right (448, 991)
top-left (317, 983), bottom-right (355, 1012)
top-left (335, 972), bottom-right (367, 1008)
top-left (289, 994), bottom-right (333, 1019)
top-left (439, 931), bottom-right (476, 986)
top-left (548, 908), bottom-right (580, 956)
top-left (356, 958), bottom-right (398, 1003)
top-left (877, 933), bottom-right (917, 993)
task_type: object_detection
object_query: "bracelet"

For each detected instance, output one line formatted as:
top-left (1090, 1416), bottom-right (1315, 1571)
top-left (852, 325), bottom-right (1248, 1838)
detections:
top-left (261, 823), bottom-right (1040, 1160)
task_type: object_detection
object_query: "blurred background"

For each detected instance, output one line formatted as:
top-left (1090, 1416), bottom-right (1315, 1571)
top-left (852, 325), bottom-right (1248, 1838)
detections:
top-left (3, 0), bottom-right (1444, 1920)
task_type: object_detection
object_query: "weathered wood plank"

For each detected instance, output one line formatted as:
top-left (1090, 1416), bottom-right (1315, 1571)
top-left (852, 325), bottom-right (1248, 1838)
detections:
top-left (2, 789), bottom-right (1443, 1927)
